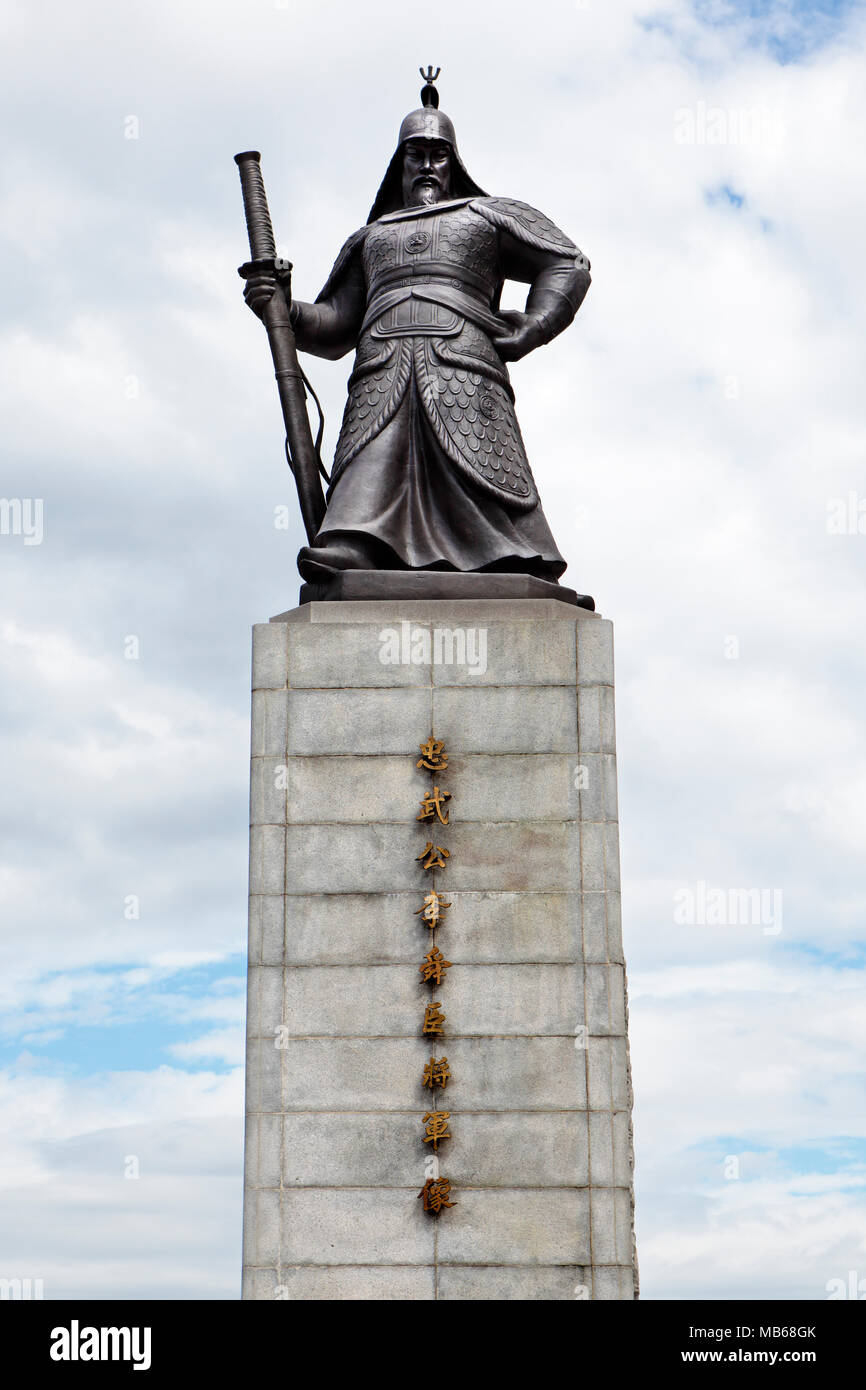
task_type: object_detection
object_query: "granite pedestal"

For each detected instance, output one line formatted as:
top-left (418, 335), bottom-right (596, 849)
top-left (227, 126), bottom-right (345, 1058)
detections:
top-left (241, 598), bottom-right (638, 1300)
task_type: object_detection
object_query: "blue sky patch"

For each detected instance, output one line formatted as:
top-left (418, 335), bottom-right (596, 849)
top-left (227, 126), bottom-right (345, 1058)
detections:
top-left (1, 958), bottom-right (246, 1076)
top-left (691, 0), bottom-right (858, 64)
top-left (705, 183), bottom-right (747, 208)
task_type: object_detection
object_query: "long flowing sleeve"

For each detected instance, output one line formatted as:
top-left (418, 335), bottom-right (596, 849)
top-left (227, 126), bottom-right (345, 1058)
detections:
top-left (287, 232), bottom-right (368, 361)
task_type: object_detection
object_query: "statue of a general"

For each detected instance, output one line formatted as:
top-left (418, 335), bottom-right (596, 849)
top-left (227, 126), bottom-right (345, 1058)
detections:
top-left (242, 70), bottom-right (591, 598)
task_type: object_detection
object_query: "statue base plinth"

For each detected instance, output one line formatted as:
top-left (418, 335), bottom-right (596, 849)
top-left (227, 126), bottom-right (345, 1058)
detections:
top-left (242, 599), bottom-right (636, 1300)
top-left (297, 569), bottom-right (594, 610)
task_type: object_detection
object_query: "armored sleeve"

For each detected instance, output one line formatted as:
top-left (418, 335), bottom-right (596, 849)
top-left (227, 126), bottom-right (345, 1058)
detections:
top-left (288, 228), bottom-right (369, 361)
top-left (473, 196), bottom-right (591, 344)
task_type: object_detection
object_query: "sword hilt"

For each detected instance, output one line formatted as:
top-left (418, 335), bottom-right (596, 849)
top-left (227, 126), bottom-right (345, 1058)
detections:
top-left (235, 151), bottom-right (277, 261)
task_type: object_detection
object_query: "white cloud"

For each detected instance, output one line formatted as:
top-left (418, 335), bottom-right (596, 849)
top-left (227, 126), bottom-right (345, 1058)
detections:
top-left (0, 1064), bottom-right (243, 1298)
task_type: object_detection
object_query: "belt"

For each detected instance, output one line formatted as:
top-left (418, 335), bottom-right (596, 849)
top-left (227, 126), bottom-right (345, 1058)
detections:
top-left (361, 283), bottom-right (505, 339)
top-left (368, 260), bottom-right (494, 299)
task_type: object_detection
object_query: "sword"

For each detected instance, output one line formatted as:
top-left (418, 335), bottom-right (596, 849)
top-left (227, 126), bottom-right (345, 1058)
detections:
top-left (234, 150), bottom-right (326, 545)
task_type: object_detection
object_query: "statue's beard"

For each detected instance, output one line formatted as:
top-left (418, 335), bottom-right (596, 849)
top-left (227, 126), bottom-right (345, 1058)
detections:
top-left (410, 179), bottom-right (444, 207)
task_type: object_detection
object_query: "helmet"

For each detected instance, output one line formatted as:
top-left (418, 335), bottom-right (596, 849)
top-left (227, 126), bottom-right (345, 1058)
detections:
top-left (367, 67), bottom-right (487, 223)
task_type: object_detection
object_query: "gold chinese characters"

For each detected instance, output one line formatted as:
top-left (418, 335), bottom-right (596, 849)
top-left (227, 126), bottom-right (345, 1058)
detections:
top-left (417, 786), bottom-right (451, 825)
top-left (422, 1056), bottom-right (451, 1089)
top-left (414, 737), bottom-right (456, 1213)
top-left (416, 842), bottom-right (450, 871)
top-left (419, 946), bottom-right (452, 985)
top-left (422, 1001), bottom-right (446, 1035)
top-left (422, 1109), bottom-right (451, 1151)
top-left (418, 1177), bottom-right (455, 1213)
top-left (415, 890), bottom-right (451, 927)
top-left (417, 738), bottom-right (448, 773)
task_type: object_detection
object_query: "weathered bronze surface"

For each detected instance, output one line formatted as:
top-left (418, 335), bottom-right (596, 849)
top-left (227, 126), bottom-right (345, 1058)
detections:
top-left (240, 69), bottom-right (592, 603)
top-left (296, 569), bottom-right (592, 607)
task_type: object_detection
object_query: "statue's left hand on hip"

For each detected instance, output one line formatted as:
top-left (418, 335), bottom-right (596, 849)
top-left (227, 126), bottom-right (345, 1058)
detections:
top-left (491, 310), bottom-right (544, 362)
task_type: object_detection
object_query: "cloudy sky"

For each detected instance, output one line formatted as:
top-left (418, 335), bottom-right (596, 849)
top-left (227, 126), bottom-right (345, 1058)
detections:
top-left (1, 0), bottom-right (864, 1300)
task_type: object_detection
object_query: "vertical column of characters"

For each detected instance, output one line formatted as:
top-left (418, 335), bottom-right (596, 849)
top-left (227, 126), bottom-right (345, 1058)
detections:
top-left (415, 737), bottom-right (455, 1216)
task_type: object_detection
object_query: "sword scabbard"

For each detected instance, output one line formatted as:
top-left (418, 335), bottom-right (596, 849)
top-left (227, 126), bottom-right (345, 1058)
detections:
top-left (235, 151), bottom-right (326, 543)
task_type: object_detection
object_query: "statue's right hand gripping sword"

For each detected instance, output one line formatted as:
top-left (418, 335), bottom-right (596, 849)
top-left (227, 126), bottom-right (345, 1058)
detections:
top-left (234, 151), bottom-right (326, 544)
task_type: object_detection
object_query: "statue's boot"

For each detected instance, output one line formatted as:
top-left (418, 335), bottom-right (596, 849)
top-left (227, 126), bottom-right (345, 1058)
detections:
top-left (297, 531), bottom-right (397, 580)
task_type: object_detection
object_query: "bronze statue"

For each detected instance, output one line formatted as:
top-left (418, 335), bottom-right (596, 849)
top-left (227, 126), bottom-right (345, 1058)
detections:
top-left (238, 69), bottom-right (592, 605)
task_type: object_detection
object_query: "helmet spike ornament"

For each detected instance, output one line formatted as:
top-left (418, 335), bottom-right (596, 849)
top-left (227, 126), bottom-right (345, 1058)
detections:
top-left (420, 66), bottom-right (441, 108)
top-left (366, 66), bottom-right (488, 223)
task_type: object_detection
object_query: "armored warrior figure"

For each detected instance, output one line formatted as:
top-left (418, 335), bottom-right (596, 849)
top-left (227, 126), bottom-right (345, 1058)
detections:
top-left (244, 70), bottom-right (591, 587)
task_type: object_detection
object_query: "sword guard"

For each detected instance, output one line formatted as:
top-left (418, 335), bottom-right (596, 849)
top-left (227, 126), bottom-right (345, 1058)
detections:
top-left (237, 257), bottom-right (293, 281)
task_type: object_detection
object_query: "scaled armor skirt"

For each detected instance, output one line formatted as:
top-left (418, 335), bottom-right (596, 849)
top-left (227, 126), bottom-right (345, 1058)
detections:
top-left (297, 385), bottom-right (567, 581)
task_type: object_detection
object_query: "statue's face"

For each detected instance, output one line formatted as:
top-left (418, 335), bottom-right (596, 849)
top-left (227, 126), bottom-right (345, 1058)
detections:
top-left (402, 139), bottom-right (452, 208)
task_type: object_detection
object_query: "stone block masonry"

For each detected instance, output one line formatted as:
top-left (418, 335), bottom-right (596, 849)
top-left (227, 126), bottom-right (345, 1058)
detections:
top-left (242, 598), bottom-right (638, 1301)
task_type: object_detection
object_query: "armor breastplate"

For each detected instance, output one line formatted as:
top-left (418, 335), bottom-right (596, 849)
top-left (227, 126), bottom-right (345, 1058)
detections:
top-left (332, 200), bottom-right (540, 511)
top-left (362, 204), bottom-right (500, 336)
